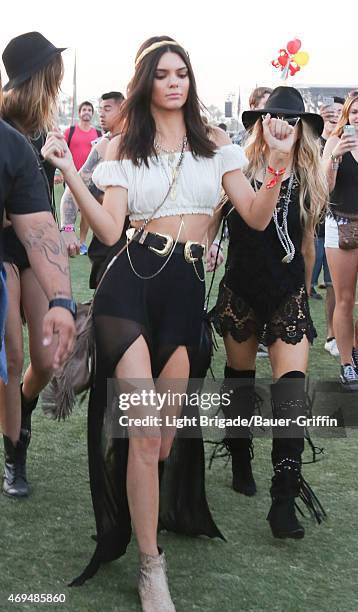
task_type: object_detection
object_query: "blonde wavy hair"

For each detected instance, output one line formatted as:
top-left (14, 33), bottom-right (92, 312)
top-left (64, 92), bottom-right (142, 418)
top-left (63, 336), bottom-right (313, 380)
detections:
top-left (332, 94), bottom-right (358, 138)
top-left (244, 119), bottom-right (328, 230)
top-left (1, 54), bottom-right (63, 136)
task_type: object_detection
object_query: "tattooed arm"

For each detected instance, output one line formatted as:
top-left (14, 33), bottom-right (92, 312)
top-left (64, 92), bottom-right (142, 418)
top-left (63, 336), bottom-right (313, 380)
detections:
top-left (60, 143), bottom-right (106, 225)
top-left (10, 211), bottom-right (75, 368)
top-left (10, 211), bottom-right (72, 299)
top-left (60, 141), bottom-right (107, 255)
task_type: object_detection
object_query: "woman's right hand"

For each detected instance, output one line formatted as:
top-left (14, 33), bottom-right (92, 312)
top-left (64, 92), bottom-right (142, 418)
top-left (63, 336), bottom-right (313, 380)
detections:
top-left (262, 114), bottom-right (295, 159)
top-left (41, 131), bottom-right (75, 176)
top-left (332, 131), bottom-right (357, 157)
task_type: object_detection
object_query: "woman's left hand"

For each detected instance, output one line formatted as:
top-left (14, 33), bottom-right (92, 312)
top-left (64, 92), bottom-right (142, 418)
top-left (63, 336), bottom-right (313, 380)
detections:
top-left (262, 114), bottom-right (296, 157)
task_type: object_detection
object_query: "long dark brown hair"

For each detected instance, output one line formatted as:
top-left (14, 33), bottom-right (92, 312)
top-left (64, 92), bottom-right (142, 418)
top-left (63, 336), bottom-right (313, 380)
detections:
top-left (117, 35), bottom-right (216, 165)
top-left (1, 54), bottom-right (63, 136)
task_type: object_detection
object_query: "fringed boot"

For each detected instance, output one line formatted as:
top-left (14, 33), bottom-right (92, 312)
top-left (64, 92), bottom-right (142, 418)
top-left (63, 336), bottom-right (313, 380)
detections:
top-left (221, 366), bottom-right (258, 496)
top-left (268, 458), bottom-right (305, 539)
top-left (138, 547), bottom-right (176, 612)
top-left (268, 371), bottom-right (326, 539)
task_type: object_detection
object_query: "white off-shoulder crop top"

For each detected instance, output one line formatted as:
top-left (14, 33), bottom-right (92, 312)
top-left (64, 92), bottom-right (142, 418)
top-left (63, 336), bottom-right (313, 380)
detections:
top-left (92, 144), bottom-right (247, 221)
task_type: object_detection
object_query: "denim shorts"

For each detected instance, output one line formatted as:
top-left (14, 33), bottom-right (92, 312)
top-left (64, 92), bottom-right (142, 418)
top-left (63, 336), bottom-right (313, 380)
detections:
top-left (324, 215), bottom-right (340, 249)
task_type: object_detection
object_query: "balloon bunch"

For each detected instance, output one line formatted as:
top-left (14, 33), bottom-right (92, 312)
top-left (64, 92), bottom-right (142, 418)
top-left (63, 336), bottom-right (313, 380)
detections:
top-left (272, 39), bottom-right (309, 81)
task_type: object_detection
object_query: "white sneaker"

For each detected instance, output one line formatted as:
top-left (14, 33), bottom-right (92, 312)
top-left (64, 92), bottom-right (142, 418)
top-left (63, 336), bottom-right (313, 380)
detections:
top-left (324, 338), bottom-right (340, 357)
top-left (257, 343), bottom-right (269, 357)
top-left (340, 364), bottom-right (358, 391)
top-left (352, 347), bottom-right (358, 371)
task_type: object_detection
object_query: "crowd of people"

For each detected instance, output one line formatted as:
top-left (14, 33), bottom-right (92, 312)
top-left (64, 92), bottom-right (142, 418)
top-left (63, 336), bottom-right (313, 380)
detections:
top-left (0, 30), bottom-right (358, 612)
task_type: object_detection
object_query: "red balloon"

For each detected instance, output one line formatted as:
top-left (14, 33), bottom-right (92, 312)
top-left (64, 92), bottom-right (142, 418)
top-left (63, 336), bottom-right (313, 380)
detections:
top-left (289, 62), bottom-right (301, 76)
top-left (287, 38), bottom-right (301, 54)
top-left (278, 55), bottom-right (288, 67)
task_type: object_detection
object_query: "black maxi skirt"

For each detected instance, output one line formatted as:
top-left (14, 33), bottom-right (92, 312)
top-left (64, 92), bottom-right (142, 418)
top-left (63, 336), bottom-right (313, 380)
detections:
top-left (71, 241), bottom-right (224, 586)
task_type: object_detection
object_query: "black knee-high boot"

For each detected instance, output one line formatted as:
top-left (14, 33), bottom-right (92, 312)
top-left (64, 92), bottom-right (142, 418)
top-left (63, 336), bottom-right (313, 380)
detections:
top-left (221, 365), bottom-right (257, 496)
top-left (268, 371), bottom-right (326, 539)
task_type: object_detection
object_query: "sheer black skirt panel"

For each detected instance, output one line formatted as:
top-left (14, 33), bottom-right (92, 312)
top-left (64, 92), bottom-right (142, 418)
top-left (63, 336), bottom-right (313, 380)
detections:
top-left (71, 243), bottom-right (223, 586)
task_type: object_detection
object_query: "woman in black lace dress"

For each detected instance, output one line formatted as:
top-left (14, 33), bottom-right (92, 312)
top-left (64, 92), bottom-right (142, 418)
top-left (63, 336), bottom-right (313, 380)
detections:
top-left (213, 87), bottom-right (328, 539)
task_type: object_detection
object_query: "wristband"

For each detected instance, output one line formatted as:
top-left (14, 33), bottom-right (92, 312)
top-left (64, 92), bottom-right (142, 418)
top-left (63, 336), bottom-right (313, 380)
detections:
top-left (60, 225), bottom-right (75, 232)
top-left (266, 166), bottom-right (286, 189)
top-left (48, 298), bottom-right (77, 320)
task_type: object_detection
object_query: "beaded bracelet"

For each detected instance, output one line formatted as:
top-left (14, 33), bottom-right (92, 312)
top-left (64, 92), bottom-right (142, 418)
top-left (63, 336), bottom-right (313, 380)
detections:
top-left (266, 165), bottom-right (286, 189)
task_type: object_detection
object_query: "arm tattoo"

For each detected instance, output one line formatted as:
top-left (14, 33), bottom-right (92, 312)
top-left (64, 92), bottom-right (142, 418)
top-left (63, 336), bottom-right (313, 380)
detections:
top-left (22, 221), bottom-right (70, 277)
top-left (82, 148), bottom-right (102, 174)
top-left (61, 189), bottom-right (79, 225)
top-left (81, 149), bottom-right (104, 199)
top-left (88, 180), bottom-right (104, 200)
top-left (61, 148), bottom-right (104, 225)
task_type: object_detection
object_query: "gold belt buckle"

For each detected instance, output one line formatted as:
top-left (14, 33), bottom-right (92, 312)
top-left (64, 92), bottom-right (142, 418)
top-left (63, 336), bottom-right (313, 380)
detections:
top-left (184, 241), bottom-right (204, 263)
top-left (148, 232), bottom-right (174, 257)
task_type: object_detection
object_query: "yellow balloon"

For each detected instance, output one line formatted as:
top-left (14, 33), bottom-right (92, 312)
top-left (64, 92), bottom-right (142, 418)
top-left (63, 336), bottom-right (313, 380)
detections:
top-left (293, 51), bottom-right (309, 67)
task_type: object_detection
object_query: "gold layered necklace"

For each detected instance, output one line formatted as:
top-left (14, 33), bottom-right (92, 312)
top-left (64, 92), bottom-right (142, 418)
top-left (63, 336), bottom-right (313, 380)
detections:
top-left (154, 135), bottom-right (188, 200)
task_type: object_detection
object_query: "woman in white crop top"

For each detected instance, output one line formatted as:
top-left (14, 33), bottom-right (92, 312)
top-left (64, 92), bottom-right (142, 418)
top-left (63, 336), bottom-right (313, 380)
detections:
top-left (42, 35), bottom-right (296, 610)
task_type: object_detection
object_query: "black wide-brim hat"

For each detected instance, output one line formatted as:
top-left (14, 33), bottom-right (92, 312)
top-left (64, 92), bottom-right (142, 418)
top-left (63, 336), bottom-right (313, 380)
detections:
top-left (242, 86), bottom-right (324, 138)
top-left (2, 31), bottom-right (66, 91)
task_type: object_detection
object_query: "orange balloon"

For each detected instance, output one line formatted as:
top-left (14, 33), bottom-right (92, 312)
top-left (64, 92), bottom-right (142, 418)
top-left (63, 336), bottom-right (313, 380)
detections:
top-left (293, 51), bottom-right (309, 67)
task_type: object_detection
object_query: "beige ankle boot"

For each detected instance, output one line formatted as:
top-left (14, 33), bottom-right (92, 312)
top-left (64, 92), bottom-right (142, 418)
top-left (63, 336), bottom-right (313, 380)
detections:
top-left (138, 548), bottom-right (176, 612)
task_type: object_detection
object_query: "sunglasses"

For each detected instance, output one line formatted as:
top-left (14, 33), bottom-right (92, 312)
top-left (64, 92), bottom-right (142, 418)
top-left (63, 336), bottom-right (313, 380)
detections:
top-left (261, 114), bottom-right (301, 127)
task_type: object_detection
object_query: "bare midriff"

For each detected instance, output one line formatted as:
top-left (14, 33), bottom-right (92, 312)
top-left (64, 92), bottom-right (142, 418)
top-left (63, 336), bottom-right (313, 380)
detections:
top-left (130, 213), bottom-right (213, 244)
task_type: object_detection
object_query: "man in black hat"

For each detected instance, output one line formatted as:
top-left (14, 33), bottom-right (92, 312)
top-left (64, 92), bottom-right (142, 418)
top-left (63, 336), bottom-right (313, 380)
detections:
top-left (0, 69), bottom-right (75, 426)
top-left (2, 31), bottom-right (66, 91)
top-left (1, 33), bottom-right (75, 498)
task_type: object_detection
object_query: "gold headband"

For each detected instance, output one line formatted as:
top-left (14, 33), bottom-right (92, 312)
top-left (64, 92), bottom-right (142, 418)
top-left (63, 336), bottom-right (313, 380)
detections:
top-left (135, 40), bottom-right (184, 68)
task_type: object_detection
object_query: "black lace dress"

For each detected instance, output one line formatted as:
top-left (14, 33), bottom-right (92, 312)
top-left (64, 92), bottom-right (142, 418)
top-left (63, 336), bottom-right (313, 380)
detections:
top-left (213, 177), bottom-right (316, 346)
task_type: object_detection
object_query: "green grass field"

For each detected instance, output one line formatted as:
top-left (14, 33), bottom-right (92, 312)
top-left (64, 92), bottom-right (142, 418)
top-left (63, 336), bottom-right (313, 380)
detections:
top-left (1, 189), bottom-right (358, 611)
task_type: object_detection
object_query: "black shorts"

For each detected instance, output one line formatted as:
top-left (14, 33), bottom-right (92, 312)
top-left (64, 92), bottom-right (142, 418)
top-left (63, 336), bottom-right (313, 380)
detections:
top-left (3, 227), bottom-right (30, 273)
top-left (212, 281), bottom-right (316, 346)
top-left (92, 240), bottom-right (206, 377)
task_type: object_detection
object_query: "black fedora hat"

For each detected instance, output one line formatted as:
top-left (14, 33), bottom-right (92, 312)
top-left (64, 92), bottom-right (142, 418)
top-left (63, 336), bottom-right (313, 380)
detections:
top-left (242, 86), bottom-right (323, 137)
top-left (2, 31), bottom-right (66, 91)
